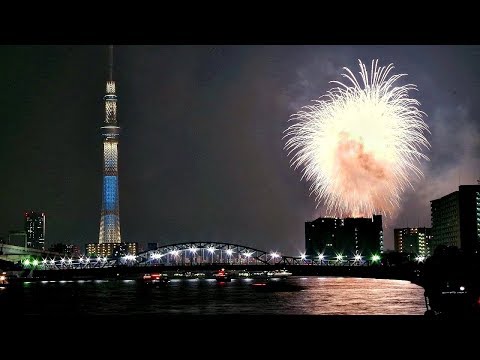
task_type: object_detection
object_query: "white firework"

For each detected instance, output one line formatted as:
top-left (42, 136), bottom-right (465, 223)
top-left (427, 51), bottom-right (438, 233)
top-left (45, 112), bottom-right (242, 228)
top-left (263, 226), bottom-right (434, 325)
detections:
top-left (284, 59), bottom-right (430, 217)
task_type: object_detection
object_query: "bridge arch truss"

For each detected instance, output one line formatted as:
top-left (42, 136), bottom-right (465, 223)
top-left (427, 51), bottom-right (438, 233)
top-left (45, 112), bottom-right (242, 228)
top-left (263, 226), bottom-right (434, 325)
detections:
top-left (138, 241), bottom-right (279, 266)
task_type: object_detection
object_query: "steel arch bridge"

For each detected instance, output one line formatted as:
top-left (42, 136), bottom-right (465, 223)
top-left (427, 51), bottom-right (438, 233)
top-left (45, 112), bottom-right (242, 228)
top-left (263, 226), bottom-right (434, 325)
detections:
top-left (138, 241), bottom-right (275, 266)
top-left (20, 242), bottom-right (374, 270)
top-left (136, 241), bottom-right (369, 266)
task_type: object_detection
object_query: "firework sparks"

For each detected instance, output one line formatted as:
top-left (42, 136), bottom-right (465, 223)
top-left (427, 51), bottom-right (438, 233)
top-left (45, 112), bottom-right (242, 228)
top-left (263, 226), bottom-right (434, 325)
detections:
top-left (284, 59), bottom-right (430, 217)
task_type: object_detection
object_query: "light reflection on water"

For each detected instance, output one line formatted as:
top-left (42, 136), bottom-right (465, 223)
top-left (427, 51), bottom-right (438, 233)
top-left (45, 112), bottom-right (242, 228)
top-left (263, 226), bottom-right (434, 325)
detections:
top-left (0, 277), bottom-right (425, 315)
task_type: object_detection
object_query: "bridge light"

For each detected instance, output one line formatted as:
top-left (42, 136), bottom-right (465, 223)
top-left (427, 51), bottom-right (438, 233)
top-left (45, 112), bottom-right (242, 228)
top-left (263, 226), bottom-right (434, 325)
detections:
top-left (96, 257), bottom-right (101, 262)
top-left (50, 259), bottom-right (55, 265)
top-left (32, 259), bottom-right (39, 266)
top-left (300, 253), bottom-right (306, 260)
top-left (415, 256), bottom-right (425, 263)
top-left (68, 259), bottom-right (73, 264)
top-left (24, 259), bottom-right (30, 266)
top-left (189, 247), bottom-right (198, 254)
top-left (79, 257), bottom-right (83, 263)
top-left (460, 286), bottom-right (465, 291)
top-left (60, 258), bottom-right (66, 263)
top-left (318, 253), bottom-right (324, 261)
top-left (85, 258), bottom-right (90, 263)
top-left (103, 257), bottom-right (108, 262)
top-left (270, 252), bottom-right (279, 259)
top-left (371, 254), bottom-right (381, 262)
top-left (226, 249), bottom-right (233, 256)
top-left (207, 247), bottom-right (216, 254)
top-left (336, 254), bottom-right (343, 261)
top-left (169, 250), bottom-right (179, 256)
top-left (151, 253), bottom-right (162, 260)
top-left (354, 254), bottom-right (362, 261)
top-left (244, 252), bottom-right (253, 258)
top-left (42, 259), bottom-right (47, 264)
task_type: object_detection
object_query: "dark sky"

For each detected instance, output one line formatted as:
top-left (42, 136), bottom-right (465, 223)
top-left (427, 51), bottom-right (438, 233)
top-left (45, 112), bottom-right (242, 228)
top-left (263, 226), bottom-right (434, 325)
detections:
top-left (1, 45), bottom-right (479, 255)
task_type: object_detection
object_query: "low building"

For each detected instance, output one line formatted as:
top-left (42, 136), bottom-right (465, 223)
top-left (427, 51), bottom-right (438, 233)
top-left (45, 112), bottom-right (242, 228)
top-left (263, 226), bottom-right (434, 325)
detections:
top-left (8, 231), bottom-right (27, 247)
top-left (305, 215), bottom-right (383, 259)
top-left (85, 242), bottom-right (138, 257)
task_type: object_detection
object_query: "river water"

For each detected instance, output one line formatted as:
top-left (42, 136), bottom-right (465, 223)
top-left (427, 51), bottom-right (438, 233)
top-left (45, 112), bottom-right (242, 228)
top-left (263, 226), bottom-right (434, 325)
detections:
top-left (0, 276), bottom-right (425, 315)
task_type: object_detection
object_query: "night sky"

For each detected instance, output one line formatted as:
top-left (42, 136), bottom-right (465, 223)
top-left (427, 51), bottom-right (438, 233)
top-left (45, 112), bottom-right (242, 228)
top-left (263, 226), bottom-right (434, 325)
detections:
top-left (1, 45), bottom-right (479, 255)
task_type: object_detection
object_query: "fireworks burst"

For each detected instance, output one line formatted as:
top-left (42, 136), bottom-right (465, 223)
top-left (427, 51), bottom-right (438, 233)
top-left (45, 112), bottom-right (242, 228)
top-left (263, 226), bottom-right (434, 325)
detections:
top-left (284, 59), bottom-right (430, 218)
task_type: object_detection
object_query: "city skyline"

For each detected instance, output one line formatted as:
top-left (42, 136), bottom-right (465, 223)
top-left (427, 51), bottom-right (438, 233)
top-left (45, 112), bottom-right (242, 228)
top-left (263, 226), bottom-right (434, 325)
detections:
top-left (0, 45), bottom-right (479, 255)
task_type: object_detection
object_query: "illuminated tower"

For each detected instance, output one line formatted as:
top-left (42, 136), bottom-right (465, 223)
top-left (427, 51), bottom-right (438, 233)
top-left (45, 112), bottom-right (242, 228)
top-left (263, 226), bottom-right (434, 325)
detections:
top-left (99, 45), bottom-right (121, 244)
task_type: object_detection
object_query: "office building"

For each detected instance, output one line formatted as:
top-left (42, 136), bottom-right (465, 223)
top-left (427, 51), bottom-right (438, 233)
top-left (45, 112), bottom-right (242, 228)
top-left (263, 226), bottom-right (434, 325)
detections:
top-left (25, 211), bottom-right (45, 250)
top-left (431, 185), bottom-right (480, 255)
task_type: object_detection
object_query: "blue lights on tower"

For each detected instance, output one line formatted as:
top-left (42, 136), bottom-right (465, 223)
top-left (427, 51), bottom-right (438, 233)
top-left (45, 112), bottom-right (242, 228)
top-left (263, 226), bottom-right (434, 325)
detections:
top-left (103, 175), bottom-right (117, 211)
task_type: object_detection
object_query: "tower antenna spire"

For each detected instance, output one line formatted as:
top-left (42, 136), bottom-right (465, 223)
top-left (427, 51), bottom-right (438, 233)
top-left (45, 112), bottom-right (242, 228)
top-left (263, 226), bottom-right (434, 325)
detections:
top-left (108, 45), bottom-right (113, 81)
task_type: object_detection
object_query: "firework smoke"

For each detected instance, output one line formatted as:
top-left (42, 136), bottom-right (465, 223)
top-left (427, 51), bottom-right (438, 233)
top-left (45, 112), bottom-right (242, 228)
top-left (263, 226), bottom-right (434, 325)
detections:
top-left (284, 59), bottom-right (430, 218)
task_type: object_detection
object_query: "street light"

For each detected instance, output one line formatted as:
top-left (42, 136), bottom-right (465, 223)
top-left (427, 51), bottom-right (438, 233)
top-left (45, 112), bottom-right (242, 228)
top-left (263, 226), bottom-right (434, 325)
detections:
top-left (151, 252), bottom-right (162, 260)
top-left (189, 247), bottom-right (198, 265)
top-left (244, 251), bottom-right (253, 265)
top-left (123, 255), bottom-right (136, 262)
top-left (226, 249), bottom-right (233, 264)
top-left (169, 250), bottom-right (179, 265)
top-left (207, 247), bottom-right (216, 264)
top-left (336, 254), bottom-right (344, 264)
top-left (270, 252), bottom-right (279, 264)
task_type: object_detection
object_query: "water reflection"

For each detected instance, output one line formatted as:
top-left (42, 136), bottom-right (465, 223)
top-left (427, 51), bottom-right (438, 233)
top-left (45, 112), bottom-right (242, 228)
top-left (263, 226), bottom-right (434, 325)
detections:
top-left (0, 277), bottom-right (425, 315)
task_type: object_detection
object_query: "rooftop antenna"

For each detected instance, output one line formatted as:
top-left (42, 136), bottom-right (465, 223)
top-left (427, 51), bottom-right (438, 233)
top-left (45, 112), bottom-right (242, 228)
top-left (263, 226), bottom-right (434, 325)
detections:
top-left (108, 45), bottom-right (113, 81)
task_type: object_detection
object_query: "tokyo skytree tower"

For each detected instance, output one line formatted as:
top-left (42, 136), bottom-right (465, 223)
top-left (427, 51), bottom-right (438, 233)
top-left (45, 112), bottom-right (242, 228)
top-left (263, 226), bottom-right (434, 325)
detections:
top-left (98, 45), bottom-right (121, 243)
